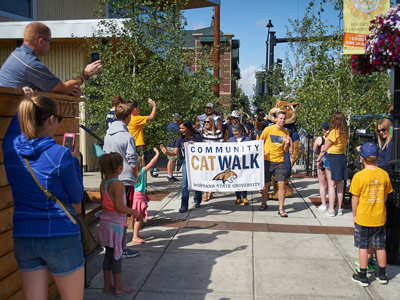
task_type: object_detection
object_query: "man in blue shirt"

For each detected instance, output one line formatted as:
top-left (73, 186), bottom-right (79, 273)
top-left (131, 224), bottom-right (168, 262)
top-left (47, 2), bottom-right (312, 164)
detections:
top-left (166, 114), bottom-right (181, 181)
top-left (0, 22), bottom-right (102, 96)
top-left (195, 102), bottom-right (221, 132)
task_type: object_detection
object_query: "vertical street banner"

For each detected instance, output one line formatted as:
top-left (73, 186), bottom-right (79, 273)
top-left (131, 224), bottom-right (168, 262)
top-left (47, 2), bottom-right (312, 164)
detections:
top-left (185, 141), bottom-right (264, 192)
top-left (343, 0), bottom-right (390, 55)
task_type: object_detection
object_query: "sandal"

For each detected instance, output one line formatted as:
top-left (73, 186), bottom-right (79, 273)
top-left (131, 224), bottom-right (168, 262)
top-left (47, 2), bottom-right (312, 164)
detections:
top-left (258, 203), bottom-right (268, 211)
top-left (115, 287), bottom-right (133, 297)
top-left (132, 238), bottom-right (146, 244)
top-left (278, 210), bottom-right (288, 217)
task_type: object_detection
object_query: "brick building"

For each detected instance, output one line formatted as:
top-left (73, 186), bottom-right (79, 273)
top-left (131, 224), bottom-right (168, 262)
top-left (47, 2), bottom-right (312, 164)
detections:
top-left (184, 17), bottom-right (240, 105)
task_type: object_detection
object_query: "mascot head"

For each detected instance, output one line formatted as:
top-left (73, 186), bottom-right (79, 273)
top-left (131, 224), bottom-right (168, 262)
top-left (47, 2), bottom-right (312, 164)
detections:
top-left (267, 100), bottom-right (298, 125)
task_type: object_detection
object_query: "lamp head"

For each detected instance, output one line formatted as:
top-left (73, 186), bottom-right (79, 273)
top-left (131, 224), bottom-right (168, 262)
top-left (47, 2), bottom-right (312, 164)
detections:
top-left (266, 20), bottom-right (274, 28)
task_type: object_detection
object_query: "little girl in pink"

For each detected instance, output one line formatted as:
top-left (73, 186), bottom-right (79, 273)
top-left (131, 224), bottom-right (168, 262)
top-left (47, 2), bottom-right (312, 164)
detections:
top-left (131, 148), bottom-right (159, 244)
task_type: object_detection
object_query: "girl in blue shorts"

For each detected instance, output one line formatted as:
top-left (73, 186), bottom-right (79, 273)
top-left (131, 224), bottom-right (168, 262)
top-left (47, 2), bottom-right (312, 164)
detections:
top-left (317, 113), bottom-right (349, 217)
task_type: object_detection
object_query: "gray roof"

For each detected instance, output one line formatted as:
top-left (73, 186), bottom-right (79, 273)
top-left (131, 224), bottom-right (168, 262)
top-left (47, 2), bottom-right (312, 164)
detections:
top-left (184, 26), bottom-right (225, 47)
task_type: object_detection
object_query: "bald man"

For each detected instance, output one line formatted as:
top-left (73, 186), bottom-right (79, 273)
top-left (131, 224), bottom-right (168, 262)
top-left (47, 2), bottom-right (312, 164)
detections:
top-left (0, 22), bottom-right (102, 96)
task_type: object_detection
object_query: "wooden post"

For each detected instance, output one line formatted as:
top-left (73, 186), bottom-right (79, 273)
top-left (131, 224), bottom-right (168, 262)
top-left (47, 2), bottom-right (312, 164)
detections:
top-left (213, 5), bottom-right (220, 97)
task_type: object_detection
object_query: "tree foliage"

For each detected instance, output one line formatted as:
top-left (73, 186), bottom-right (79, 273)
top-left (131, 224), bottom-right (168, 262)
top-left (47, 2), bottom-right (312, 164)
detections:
top-left (269, 0), bottom-right (391, 135)
top-left (83, 0), bottom-right (221, 149)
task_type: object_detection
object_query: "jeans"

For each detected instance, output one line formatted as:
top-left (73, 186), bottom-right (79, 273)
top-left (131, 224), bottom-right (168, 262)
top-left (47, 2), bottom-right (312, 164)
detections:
top-left (235, 191), bottom-right (248, 199)
top-left (181, 162), bottom-right (202, 209)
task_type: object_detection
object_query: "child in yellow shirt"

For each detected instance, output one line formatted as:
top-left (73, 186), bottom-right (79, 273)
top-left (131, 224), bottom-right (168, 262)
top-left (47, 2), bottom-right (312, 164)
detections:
top-left (350, 142), bottom-right (393, 287)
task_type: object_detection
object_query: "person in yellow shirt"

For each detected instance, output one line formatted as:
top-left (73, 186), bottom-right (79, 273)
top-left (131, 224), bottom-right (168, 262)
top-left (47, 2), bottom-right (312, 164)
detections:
top-left (349, 142), bottom-right (392, 287)
top-left (127, 98), bottom-right (157, 157)
top-left (316, 112), bottom-right (348, 217)
top-left (258, 111), bottom-right (291, 217)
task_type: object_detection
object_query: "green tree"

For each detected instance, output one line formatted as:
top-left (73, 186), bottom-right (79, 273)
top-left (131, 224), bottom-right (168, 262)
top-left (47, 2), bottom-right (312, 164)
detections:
top-left (83, 0), bottom-right (220, 149)
top-left (275, 0), bottom-right (391, 135)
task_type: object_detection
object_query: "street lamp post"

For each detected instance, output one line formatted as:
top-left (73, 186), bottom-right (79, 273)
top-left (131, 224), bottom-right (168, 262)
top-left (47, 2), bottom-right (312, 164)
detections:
top-left (264, 20), bottom-right (274, 103)
top-left (385, 0), bottom-right (400, 267)
top-left (265, 19), bottom-right (274, 71)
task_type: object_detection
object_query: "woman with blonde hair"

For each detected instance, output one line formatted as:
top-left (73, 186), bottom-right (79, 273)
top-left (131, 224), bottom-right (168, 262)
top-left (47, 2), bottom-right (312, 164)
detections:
top-left (376, 118), bottom-right (392, 169)
top-left (200, 115), bottom-right (223, 201)
top-left (3, 94), bottom-right (85, 300)
top-left (317, 112), bottom-right (349, 217)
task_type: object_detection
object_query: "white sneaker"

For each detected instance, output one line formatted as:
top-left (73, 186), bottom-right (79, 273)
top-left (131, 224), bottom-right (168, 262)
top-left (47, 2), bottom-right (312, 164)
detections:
top-left (324, 210), bottom-right (336, 217)
top-left (318, 205), bottom-right (328, 211)
top-left (337, 209), bottom-right (344, 216)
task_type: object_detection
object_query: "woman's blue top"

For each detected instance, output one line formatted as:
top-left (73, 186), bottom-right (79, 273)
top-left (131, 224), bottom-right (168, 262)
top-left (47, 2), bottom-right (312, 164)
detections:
top-left (3, 115), bottom-right (84, 237)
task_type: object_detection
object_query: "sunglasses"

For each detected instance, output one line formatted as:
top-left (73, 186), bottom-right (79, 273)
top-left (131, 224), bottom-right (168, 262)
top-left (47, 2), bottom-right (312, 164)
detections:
top-left (377, 128), bottom-right (387, 133)
top-left (39, 36), bottom-right (53, 45)
top-left (53, 114), bottom-right (62, 122)
top-left (204, 121), bottom-right (211, 124)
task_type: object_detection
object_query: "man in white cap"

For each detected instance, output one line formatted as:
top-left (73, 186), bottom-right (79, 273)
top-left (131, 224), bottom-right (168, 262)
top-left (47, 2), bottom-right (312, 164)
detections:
top-left (195, 102), bottom-right (221, 132)
top-left (223, 110), bottom-right (240, 140)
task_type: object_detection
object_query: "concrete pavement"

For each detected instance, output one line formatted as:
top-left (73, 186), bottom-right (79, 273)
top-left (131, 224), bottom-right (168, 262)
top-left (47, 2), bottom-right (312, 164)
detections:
top-left (82, 166), bottom-right (400, 299)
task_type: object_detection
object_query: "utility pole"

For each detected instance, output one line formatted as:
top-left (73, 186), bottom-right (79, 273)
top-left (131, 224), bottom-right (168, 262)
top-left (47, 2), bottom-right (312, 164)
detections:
top-left (213, 5), bottom-right (220, 98)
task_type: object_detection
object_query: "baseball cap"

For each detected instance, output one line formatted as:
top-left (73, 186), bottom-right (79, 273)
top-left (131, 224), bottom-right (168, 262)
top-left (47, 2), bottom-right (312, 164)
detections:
top-left (359, 142), bottom-right (379, 159)
top-left (322, 121), bottom-right (330, 131)
top-left (205, 103), bottom-right (214, 108)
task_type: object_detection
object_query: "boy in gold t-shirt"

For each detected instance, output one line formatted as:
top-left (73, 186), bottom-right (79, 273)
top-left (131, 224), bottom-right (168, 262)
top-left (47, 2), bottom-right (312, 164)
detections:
top-left (350, 142), bottom-right (392, 287)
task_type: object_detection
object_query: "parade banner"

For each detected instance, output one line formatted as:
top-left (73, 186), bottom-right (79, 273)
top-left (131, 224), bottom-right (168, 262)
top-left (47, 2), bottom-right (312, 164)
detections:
top-left (185, 141), bottom-right (264, 192)
top-left (343, 0), bottom-right (389, 55)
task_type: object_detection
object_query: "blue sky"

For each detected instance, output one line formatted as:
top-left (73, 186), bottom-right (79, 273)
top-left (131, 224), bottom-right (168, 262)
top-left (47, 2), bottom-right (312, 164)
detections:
top-left (183, 0), bottom-right (340, 97)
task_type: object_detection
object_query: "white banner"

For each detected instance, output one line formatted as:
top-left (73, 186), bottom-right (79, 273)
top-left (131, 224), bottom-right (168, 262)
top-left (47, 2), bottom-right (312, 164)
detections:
top-left (185, 141), bottom-right (264, 192)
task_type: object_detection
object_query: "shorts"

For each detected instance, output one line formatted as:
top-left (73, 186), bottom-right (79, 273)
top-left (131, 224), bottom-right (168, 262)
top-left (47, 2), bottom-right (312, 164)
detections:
top-left (14, 235), bottom-right (84, 276)
top-left (166, 147), bottom-right (178, 161)
top-left (326, 153), bottom-right (347, 181)
top-left (354, 224), bottom-right (386, 249)
top-left (264, 160), bottom-right (286, 182)
top-left (321, 155), bottom-right (330, 169)
top-left (137, 146), bottom-right (144, 158)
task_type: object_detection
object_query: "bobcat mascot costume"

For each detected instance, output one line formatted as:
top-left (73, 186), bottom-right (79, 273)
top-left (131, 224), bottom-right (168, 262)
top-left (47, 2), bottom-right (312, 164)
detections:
top-left (267, 100), bottom-right (301, 198)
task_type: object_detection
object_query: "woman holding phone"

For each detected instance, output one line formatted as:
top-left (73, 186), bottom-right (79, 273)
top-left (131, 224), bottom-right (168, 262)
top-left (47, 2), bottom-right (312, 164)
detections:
top-left (3, 94), bottom-right (85, 300)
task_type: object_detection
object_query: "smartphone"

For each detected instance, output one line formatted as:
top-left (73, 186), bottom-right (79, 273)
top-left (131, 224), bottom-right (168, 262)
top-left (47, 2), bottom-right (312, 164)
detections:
top-left (63, 133), bottom-right (76, 151)
top-left (91, 52), bottom-right (100, 62)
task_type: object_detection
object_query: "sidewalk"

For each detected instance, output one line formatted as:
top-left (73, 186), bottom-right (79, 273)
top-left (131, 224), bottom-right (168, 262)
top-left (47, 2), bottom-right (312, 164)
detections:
top-left (83, 166), bottom-right (400, 299)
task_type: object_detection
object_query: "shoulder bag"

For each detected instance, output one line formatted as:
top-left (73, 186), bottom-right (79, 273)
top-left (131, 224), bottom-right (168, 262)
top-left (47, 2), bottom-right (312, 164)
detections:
top-left (23, 158), bottom-right (97, 253)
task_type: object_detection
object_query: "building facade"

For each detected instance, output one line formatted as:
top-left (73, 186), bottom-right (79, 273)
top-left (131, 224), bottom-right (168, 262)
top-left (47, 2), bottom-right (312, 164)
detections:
top-left (184, 18), bottom-right (240, 103)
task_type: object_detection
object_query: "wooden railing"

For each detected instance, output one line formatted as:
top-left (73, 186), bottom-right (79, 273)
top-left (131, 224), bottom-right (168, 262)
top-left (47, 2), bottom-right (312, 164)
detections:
top-left (0, 87), bottom-right (82, 300)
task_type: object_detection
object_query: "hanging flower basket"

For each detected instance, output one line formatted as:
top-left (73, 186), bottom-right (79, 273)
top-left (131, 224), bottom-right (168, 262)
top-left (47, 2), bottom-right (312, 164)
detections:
top-left (365, 4), bottom-right (400, 71)
top-left (351, 54), bottom-right (379, 75)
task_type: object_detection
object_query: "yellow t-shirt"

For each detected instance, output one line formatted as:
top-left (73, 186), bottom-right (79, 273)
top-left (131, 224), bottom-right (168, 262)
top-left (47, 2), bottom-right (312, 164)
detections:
top-left (326, 129), bottom-right (348, 154)
top-left (349, 168), bottom-right (393, 227)
top-left (259, 125), bottom-right (289, 162)
top-left (128, 116), bottom-right (147, 146)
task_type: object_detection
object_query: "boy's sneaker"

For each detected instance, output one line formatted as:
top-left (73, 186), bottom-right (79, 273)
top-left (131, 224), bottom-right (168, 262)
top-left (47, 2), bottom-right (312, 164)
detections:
top-left (122, 249), bottom-right (139, 259)
top-left (375, 273), bottom-right (388, 284)
top-left (352, 273), bottom-right (369, 287)
top-left (318, 204), bottom-right (328, 211)
top-left (324, 209), bottom-right (336, 217)
top-left (337, 209), bottom-right (344, 216)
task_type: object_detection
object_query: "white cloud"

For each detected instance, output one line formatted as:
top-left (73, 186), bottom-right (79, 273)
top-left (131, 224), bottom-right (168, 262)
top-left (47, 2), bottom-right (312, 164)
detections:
top-left (192, 22), bottom-right (206, 30)
top-left (253, 19), bottom-right (267, 29)
top-left (239, 65), bottom-right (257, 97)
